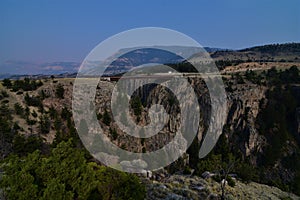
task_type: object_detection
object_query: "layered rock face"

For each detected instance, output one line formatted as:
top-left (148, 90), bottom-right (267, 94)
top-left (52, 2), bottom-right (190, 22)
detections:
top-left (93, 77), bottom-right (269, 163)
top-left (70, 74), bottom-right (299, 183)
top-left (225, 84), bottom-right (267, 164)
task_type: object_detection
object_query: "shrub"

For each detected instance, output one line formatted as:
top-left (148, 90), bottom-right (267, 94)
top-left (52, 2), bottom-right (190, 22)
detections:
top-left (183, 166), bottom-right (192, 175)
top-left (236, 162), bottom-right (258, 182)
top-left (227, 176), bottom-right (235, 187)
top-left (1, 90), bottom-right (9, 97)
top-left (31, 110), bottom-right (38, 118)
top-left (1, 140), bottom-right (146, 200)
top-left (40, 114), bottom-right (51, 134)
top-left (1, 99), bottom-right (9, 104)
top-left (61, 107), bottom-right (71, 119)
top-left (2, 79), bottom-right (12, 88)
top-left (13, 134), bottom-right (43, 156)
top-left (102, 110), bottom-right (111, 126)
top-left (110, 128), bottom-right (118, 140)
top-left (10, 78), bottom-right (41, 92)
top-left (130, 96), bottom-right (142, 116)
top-left (14, 103), bottom-right (24, 116)
top-left (55, 84), bottom-right (64, 99)
top-left (196, 154), bottom-right (222, 175)
top-left (24, 93), bottom-right (42, 107)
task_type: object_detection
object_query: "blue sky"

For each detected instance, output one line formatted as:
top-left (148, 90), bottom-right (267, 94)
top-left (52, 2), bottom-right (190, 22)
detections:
top-left (0, 0), bottom-right (299, 63)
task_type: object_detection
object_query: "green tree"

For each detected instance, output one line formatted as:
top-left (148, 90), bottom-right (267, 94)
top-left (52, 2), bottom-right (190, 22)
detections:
top-left (61, 106), bottom-right (71, 119)
top-left (55, 84), bottom-right (65, 99)
top-left (96, 167), bottom-right (145, 200)
top-left (1, 90), bottom-right (9, 98)
top-left (2, 78), bottom-right (12, 88)
top-left (196, 153), bottom-right (223, 174)
top-left (236, 162), bottom-right (258, 182)
top-left (1, 139), bottom-right (146, 200)
top-left (12, 134), bottom-right (26, 155)
top-left (39, 114), bottom-right (51, 134)
top-left (14, 103), bottom-right (24, 116)
top-left (102, 110), bottom-right (111, 126)
top-left (24, 93), bottom-right (42, 107)
top-left (41, 178), bottom-right (74, 200)
top-left (131, 96), bottom-right (142, 117)
top-left (0, 151), bottom-right (41, 200)
top-left (13, 134), bottom-right (43, 156)
top-left (109, 127), bottom-right (118, 140)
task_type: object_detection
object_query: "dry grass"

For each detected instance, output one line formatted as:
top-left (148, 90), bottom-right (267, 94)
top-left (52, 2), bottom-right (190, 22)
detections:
top-left (222, 62), bottom-right (300, 74)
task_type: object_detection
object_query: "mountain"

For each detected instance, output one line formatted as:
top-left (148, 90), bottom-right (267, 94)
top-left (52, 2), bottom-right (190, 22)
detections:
top-left (211, 43), bottom-right (300, 62)
top-left (83, 43), bottom-right (300, 76)
top-left (103, 47), bottom-right (185, 75)
top-left (0, 46), bottom-right (229, 78)
top-left (0, 73), bottom-right (12, 79)
top-left (82, 46), bottom-right (229, 76)
top-left (0, 61), bottom-right (80, 77)
top-left (1, 43), bottom-right (299, 78)
top-left (38, 62), bottom-right (80, 74)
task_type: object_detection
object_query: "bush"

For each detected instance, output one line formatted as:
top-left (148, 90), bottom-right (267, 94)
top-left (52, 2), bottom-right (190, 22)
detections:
top-left (55, 84), bottom-right (64, 99)
top-left (183, 166), bottom-right (192, 175)
top-left (14, 103), bottom-right (24, 116)
top-left (61, 107), bottom-right (71, 119)
top-left (24, 93), bottom-right (42, 107)
top-left (2, 78), bottom-right (12, 88)
top-left (13, 134), bottom-right (43, 156)
top-left (130, 96), bottom-right (142, 116)
top-left (39, 90), bottom-right (49, 100)
top-left (212, 174), bottom-right (222, 182)
top-left (31, 110), bottom-right (38, 118)
top-left (10, 78), bottom-right (41, 92)
top-left (227, 176), bottom-right (235, 187)
top-left (110, 128), bottom-right (118, 140)
top-left (102, 110), bottom-right (111, 126)
top-left (1, 90), bottom-right (9, 98)
top-left (236, 162), bottom-right (258, 182)
top-left (196, 154), bottom-right (222, 175)
top-left (40, 114), bottom-right (51, 134)
top-left (235, 73), bottom-right (245, 84)
top-left (1, 99), bottom-right (9, 104)
top-left (1, 140), bottom-right (146, 200)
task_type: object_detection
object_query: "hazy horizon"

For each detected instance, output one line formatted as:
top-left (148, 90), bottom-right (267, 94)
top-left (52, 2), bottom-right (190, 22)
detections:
top-left (1, 42), bottom-right (300, 76)
top-left (1, 0), bottom-right (299, 75)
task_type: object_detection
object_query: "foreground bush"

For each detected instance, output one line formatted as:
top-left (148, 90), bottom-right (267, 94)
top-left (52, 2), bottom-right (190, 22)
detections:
top-left (0, 139), bottom-right (145, 200)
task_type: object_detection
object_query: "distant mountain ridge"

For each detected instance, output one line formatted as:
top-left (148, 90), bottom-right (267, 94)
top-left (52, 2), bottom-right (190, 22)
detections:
top-left (210, 43), bottom-right (300, 62)
top-left (239, 43), bottom-right (300, 53)
top-left (85, 43), bottom-right (300, 76)
top-left (1, 43), bottom-right (299, 78)
top-left (0, 61), bottom-right (80, 78)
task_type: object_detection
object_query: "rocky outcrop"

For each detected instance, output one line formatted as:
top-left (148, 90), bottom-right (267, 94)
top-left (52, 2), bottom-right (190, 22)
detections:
top-left (71, 75), bottom-right (270, 170)
top-left (95, 77), bottom-right (268, 165)
top-left (225, 84), bottom-right (267, 164)
top-left (146, 174), bottom-right (299, 200)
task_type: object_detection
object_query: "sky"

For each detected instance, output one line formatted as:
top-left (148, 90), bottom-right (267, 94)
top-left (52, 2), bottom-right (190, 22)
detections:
top-left (0, 0), bottom-right (299, 64)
